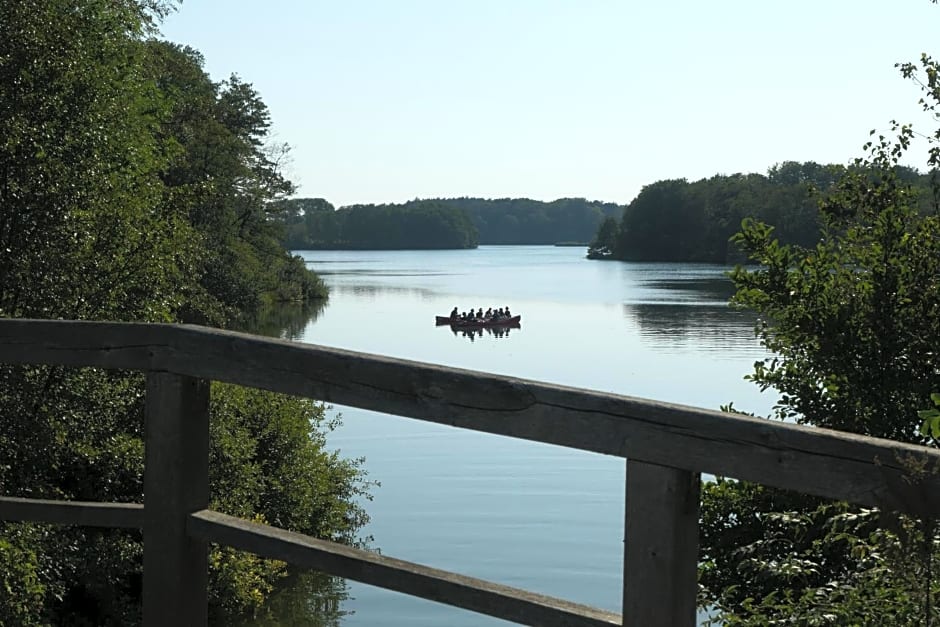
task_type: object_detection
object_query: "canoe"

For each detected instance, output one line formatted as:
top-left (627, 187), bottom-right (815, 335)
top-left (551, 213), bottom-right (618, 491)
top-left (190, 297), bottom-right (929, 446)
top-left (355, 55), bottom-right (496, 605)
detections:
top-left (435, 315), bottom-right (521, 328)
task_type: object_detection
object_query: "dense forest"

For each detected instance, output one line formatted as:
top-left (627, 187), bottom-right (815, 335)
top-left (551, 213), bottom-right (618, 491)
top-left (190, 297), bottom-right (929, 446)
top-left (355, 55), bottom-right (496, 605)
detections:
top-left (279, 167), bottom-right (937, 257)
top-left (0, 2), bottom-right (370, 625)
top-left (274, 196), bottom-right (620, 249)
top-left (588, 160), bottom-right (933, 263)
top-left (436, 197), bottom-right (621, 244)
top-left (274, 199), bottom-right (478, 249)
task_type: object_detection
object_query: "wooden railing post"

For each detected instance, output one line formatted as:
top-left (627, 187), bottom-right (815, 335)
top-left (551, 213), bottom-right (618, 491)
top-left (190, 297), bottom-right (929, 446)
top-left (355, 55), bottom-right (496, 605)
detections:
top-left (143, 372), bottom-right (209, 626)
top-left (623, 459), bottom-right (699, 627)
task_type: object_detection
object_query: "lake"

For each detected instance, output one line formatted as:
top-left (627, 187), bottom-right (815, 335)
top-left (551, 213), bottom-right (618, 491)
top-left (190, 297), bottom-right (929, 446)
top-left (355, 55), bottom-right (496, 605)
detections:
top-left (284, 245), bottom-right (772, 625)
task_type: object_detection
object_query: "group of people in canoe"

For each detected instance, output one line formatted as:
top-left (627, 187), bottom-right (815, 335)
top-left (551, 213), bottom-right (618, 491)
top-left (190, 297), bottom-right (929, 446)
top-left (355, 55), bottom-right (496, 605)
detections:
top-left (449, 306), bottom-right (513, 323)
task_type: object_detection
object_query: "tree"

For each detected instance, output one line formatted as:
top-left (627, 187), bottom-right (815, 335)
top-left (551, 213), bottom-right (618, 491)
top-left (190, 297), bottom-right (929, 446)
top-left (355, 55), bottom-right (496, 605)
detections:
top-left (367, 197), bottom-right (621, 245)
top-left (700, 45), bottom-right (940, 624)
top-left (145, 41), bottom-right (325, 325)
top-left (587, 216), bottom-right (619, 258)
top-left (207, 385), bottom-right (372, 621)
top-left (615, 179), bottom-right (700, 260)
top-left (587, 166), bottom-right (843, 264)
top-left (0, 0), bottom-right (185, 322)
top-left (729, 166), bottom-right (940, 440)
top-left (0, 3), bottom-right (363, 623)
top-left (276, 199), bottom-right (479, 249)
top-left (0, 2), bottom-right (191, 622)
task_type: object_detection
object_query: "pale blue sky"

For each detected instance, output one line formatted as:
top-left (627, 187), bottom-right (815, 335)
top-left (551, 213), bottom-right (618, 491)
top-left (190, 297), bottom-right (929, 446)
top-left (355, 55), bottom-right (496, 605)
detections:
top-left (160, 1), bottom-right (939, 207)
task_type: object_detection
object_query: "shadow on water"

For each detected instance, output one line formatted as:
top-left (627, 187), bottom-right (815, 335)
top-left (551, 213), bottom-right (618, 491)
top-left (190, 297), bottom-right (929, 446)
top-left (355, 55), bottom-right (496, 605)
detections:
top-left (640, 276), bottom-right (737, 303)
top-left (236, 300), bottom-right (327, 340)
top-left (446, 324), bottom-right (520, 342)
top-left (222, 569), bottom-right (351, 627)
top-left (623, 272), bottom-right (759, 353)
top-left (623, 303), bottom-right (758, 352)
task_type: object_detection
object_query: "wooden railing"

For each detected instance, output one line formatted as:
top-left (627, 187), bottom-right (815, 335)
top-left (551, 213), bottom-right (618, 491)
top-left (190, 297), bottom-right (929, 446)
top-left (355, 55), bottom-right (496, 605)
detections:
top-left (1, 319), bottom-right (939, 626)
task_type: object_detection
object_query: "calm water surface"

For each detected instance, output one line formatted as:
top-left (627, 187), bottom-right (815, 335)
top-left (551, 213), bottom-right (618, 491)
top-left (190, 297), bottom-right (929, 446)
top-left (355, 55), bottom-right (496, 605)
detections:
top-left (289, 246), bottom-right (772, 626)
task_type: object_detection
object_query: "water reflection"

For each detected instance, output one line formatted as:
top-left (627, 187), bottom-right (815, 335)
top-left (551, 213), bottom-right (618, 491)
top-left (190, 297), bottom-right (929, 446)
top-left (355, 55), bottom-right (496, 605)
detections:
top-left (446, 324), bottom-right (519, 342)
top-left (639, 276), bottom-right (737, 304)
top-left (330, 284), bottom-right (439, 299)
top-left (623, 303), bottom-right (758, 353)
top-left (224, 569), bottom-right (350, 627)
top-left (620, 268), bottom-right (762, 354)
top-left (316, 268), bottom-right (455, 278)
top-left (237, 301), bottom-right (327, 341)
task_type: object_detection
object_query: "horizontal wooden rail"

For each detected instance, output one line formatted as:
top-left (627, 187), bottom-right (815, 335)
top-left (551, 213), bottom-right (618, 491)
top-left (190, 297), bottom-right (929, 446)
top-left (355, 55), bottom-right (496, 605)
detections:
top-left (2, 319), bottom-right (939, 517)
top-left (188, 509), bottom-right (621, 626)
top-left (5, 317), bottom-right (940, 625)
top-left (0, 496), bottom-right (143, 528)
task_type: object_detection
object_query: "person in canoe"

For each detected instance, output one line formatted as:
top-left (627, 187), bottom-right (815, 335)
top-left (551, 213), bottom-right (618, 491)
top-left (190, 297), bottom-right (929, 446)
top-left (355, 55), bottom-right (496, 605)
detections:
top-left (450, 306), bottom-right (459, 319)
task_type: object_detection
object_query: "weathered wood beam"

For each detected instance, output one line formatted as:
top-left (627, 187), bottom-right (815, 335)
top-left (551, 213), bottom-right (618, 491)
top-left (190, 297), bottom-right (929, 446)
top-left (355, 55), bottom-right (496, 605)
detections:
top-left (1, 319), bottom-right (940, 517)
top-left (623, 461), bottom-right (699, 627)
top-left (162, 324), bottom-right (940, 518)
top-left (0, 496), bottom-right (143, 528)
top-left (143, 372), bottom-right (209, 627)
top-left (0, 318), bottom-right (170, 371)
top-left (188, 509), bottom-right (621, 627)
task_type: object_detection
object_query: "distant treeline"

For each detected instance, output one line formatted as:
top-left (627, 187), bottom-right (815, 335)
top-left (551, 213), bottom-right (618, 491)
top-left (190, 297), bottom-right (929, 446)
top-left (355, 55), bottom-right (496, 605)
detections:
top-left (274, 163), bottom-right (936, 257)
top-left (588, 161), bottom-right (933, 263)
top-left (274, 197), bottom-right (622, 249)
top-left (274, 199), bottom-right (478, 249)
top-left (435, 197), bottom-right (622, 244)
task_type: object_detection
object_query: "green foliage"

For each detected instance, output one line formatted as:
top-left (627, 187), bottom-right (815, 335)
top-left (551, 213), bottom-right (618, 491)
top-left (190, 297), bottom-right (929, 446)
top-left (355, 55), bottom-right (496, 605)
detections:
top-left (222, 569), bottom-right (349, 627)
top-left (0, 373), bottom-right (373, 624)
top-left (209, 384), bottom-right (372, 541)
top-left (145, 41), bottom-right (326, 325)
top-left (341, 201), bottom-right (478, 249)
top-left (276, 198), bottom-right (479, 249)
top-left (0, 366), bottom-right (147, 625)
top-left (207, 385), bottom-right (373, 620)
top-left (918, 393), bottom-right (940, 440)
top-left (729, 163), bottom-right (940, 441)
top-left (588, 161), bottom-right (940, 264)
top-left (0, 1), bottom-right (171, 616)
top-left (209, 541), bottom-right (287, 618)
top-left (702, 482), bottom-right (937, 625)
top-left (0, 532), bottom-right (44, 627)
top-left (439, 196), bottom-right (620, 245)
top-left (701, 42), bottom-right (940, 624)
top-left (274, 196), bottom-right (619, 248)
top-left (0, 0), bottom-right (186, 322)
top-left (0, 1), bottom-right (363, 624)
top-left (598, 163), bottom-right (846, 263)
top-left (587, 216), bottom-right (619, 259)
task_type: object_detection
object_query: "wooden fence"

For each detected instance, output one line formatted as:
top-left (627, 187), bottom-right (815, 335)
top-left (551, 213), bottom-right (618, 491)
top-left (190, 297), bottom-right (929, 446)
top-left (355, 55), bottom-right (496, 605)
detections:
top-left (1, 319), bottom-right (939, 626)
